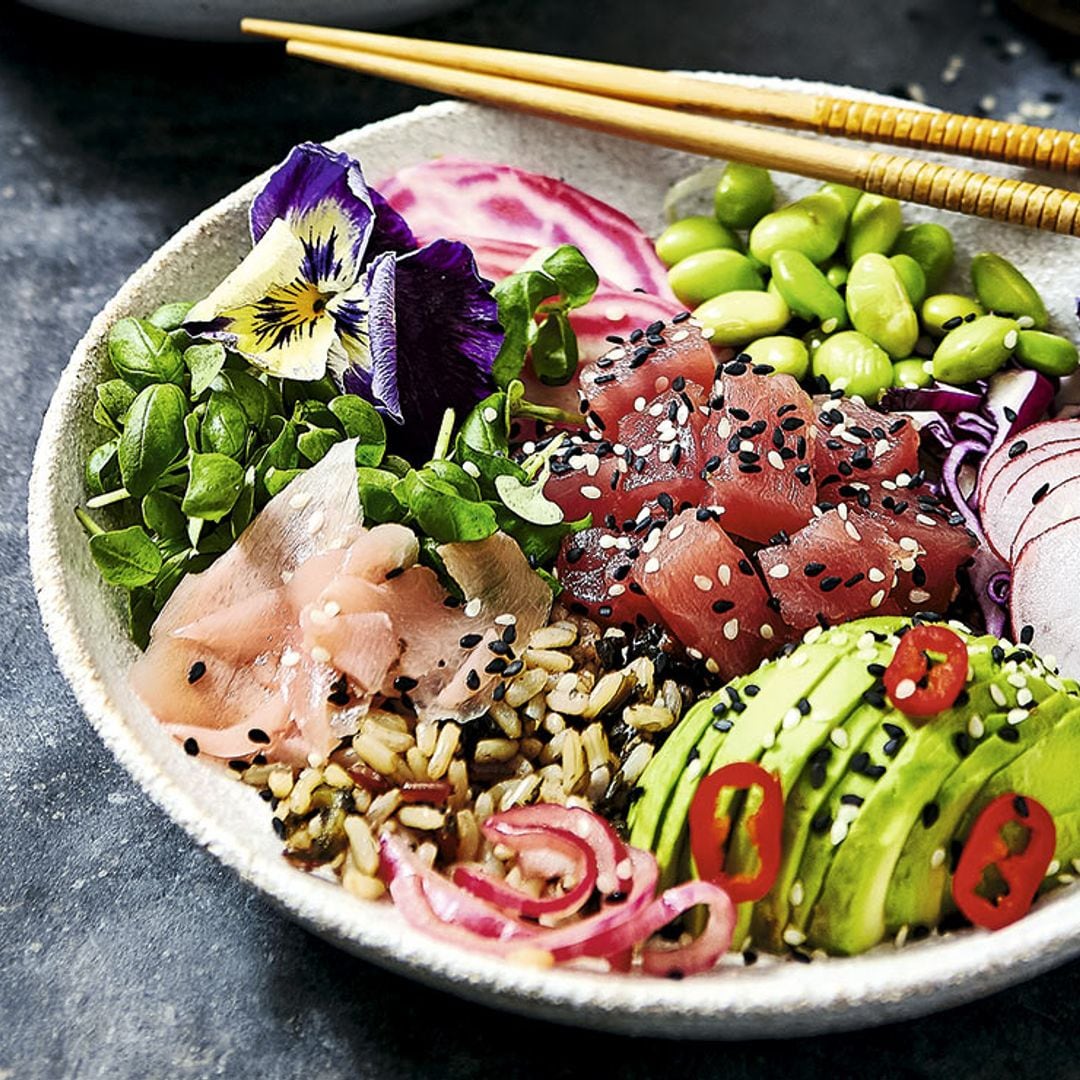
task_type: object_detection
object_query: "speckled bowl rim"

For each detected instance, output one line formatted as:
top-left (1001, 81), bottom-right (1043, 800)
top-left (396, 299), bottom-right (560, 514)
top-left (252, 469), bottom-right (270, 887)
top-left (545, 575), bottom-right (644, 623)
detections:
top-left (28, 76), bottom-right (1080, 1040)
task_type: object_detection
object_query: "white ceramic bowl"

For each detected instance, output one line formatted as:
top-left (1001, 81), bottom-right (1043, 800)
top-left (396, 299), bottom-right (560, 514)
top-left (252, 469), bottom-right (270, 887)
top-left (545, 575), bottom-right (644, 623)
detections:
top-left (20, 0), bottom-right (471, 41)
top-left (29, 78), bottom-right (1080, 1039)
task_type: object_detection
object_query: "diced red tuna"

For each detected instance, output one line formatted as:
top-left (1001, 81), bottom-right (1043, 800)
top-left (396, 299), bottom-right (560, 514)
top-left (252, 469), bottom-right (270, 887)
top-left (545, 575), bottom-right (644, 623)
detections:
top-left (636, 509), bottom-right (782, 681)
top-left (813, 395), bottom-right (920, 489)
top-left (702, 363), bottom-right (818, 544)
top-left (756, 507), bottom-right (904, 631)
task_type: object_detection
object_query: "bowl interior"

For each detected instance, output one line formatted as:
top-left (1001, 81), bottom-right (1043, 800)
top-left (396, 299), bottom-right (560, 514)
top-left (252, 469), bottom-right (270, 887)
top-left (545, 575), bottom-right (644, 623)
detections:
top-left (28, 84), bottom-right (1080, 1038)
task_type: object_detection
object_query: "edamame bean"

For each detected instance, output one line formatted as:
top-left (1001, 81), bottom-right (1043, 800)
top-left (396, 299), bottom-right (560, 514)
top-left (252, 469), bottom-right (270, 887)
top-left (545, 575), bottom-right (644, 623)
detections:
top-left (656, 216), bottom-right (742, 267)
top-left (714, 163), bottom-right (775, 229)
top-left (818, 183), bottom-right (862, 217)
top-left (803, 325), bottom-right (833, 357)
top-left (825, 264), bottom-right (848, 289)
top-left (811, 331), bottom-right (894, 400)
top-left (931, 315), bottom-right (1020, 383)
top-left (845, 253), bottom-right (920, 359)
top-left (846, 194), bottom-right (903, 263)
top-left (920, 293), bottom-right (984, 337)
top-left (668, 249), bottom-right (763, 306)
top-left (893, 223), bottom-right (954, 293)
top-left (693, 290), bottom-right (790, 347)
top-left (770, 249), bottom-right (848, 329)
top-left (889, 253), bottom-right (927, 307)
top-left (892, 358), bottom-right (934, 389)
top-left (749, 193), bottom-right (846, 265)
top-left (1014, 330), bottom-right (1080, 377)
top-left (742, 335), bottom-right (810, 379)
top-left (970, 252), bottom-right (1049, 330)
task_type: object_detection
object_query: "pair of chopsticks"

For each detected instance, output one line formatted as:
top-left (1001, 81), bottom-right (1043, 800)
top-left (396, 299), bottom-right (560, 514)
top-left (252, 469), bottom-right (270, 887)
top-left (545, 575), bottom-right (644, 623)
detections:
top-left (242, 18), bottom-right (1080, 237)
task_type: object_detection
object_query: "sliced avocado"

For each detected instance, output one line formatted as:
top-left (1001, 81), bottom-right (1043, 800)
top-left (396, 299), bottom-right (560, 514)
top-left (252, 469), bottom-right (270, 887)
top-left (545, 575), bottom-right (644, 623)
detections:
top-left (806, 639), bottom-right (1062, 955)
top-left (650, 636), bottom-right (844, 889)
top-left (723, 631), bottom-right (896, 948)
top-left (885, 692), bottom-right (1080, 934)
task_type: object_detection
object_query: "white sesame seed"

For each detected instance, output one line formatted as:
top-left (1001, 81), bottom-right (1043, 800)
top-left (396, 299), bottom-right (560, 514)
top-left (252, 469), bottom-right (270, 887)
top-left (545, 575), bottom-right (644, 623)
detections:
top-left (989, 684), bottom-right (1008, 707)
top-left (693, 574), bottom-right (713, 592)
top-left (288, 491), bottom-right (312, 510)
top-left (495, 613), bottom-right (516, 626)
top-left (648, 403), bottom-right (664, 418)
top-left (909, 589), bottom-right (932, 604)
top-left (768, 563), bottom-right (790, 579)
top-left (323, 600), bottom-right (341, 618)
top-left (281, 648), bottom-right (301, 667)
top-left (930, 848), bottom-right (946, 868)
top-left (790, 881), bottom-right (805, 907)
top-left (716, 418), bottom-right (731, 439)
top-left (637, 443), bottom-right (655, 457)
top-left (1007, 708), bottom-right (1029, 725)
top-left (968, 715), bottom-right (984, 739)
top-left (760, 624), bottom-right (775, 640)
top-left (580, 485), bottom-right (602, 500)
top-left (676, 404), bottom-right (690, 425)
top-left (783, 708), bottom-right (801, 730)
top-left (669, 523), bottom-right (686, 541)
top-left (462, 460), bottom-right (481, 478)
top-left (686, 647), bottom-right (704, 660)
top-left (837, 503), bottom-right (849, 521)
top-left (1047, 860), bottom-right (1062, 876)
top-left (717, 564), bottom-right (731, 586)
top-left (723, 618), bottom-right (739, 640)
top-left (1007, 672), bottom-right (1028, 689)
top-left (898, 536), bottom-right (919, 551)
top-left (608, 584), bottom-right (626, 597)
top-left (783, 927), bottom-right (806, 947)
top-left (870, 589), bottom-right (886, 608)
top-left (464, 598), bottom-right (483, 618)
top-left (306, 509), bottom-right (326, 535)
top-left (804, 626), bottom-right (824, 644)
top-left (867, 567), bottom-right (886, 583)
top-left (894, 924), bottom-right (909, 949)
top-left (643, 557), bottom-right (660, 574)
top-left (762, 730), bottom-right (776, 749)
top-left (893, 678), bottom-right (917, 700)
top-left (915, 514), bottom-right (938, 528)
top-left (311, 645), bottom-right (331, 664)
top-left (671, 329), bottom-right (690, 343)
top-left (1017, 688), bottom-right (1033, 707)
top-left (830, 818), bottom-right (850, 844)
top-left (633, 396), bottom-right (646, 412)
top-left (845, 521), bottom-right (862, 542)
top-left (830, 728), bottom-right (849, 749)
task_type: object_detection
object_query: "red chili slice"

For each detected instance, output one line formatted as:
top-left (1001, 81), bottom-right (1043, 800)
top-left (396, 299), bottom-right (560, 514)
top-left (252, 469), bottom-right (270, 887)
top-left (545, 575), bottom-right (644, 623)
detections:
top-left (952, 793), bottom-right (1056, 931)
top-left (883, 624), bottom-right (969, 718)
top-left (688, 761), bottom-right (783, 903)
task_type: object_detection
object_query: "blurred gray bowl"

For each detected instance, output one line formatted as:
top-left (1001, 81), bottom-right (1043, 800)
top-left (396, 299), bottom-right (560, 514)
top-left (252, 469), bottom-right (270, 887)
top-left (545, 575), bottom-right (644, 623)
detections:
top-left (20, 0), bottom-right (473, 41)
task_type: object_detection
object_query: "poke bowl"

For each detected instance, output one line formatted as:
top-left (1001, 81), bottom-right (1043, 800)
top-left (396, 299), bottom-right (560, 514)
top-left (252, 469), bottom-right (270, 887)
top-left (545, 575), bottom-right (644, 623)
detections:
top-left (28, 77), bottom-right (1080, 1038)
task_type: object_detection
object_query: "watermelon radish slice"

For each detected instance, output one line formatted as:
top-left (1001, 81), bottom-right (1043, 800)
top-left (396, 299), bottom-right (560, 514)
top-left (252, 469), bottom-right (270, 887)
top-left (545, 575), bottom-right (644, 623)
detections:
top-left (636, 509), bottom-right (781, 681)
top-left (377, 159), bottom-right (673, 297)
top-left (757, 507), bottom-right (903, 630)
top-left (979, 438), bottom-right (1080, 559)
top-left (975, 418), bottom-right (1080, 509)
top-left (1010, 517), bottom-right (1080, 676)
top-left (702, 365), bottom-right (818, 544)
top-left (813, 395), bottom-right (920, 489)
top-left (1011, 469), bottom-right (1080, 562)
top-left (556, 528), bottom-right (659, 631)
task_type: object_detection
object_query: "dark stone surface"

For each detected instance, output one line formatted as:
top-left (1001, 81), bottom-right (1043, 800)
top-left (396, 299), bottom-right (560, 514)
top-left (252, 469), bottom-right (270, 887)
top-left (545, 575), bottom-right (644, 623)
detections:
top-left (3, 1), bottom-right (1080, 1075)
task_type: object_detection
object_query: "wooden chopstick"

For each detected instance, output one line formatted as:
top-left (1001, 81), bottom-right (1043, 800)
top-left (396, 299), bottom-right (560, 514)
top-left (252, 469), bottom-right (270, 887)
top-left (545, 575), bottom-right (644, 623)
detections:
top-left (255, 33), bottom-right (1080, 238)
top-left (242, 18), bottom-right (1080, 174)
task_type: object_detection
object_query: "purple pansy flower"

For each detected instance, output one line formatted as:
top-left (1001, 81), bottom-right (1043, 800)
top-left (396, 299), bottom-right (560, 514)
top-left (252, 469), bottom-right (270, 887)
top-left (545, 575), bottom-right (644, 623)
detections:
top-left (186, 143), bottom-right (502, 454)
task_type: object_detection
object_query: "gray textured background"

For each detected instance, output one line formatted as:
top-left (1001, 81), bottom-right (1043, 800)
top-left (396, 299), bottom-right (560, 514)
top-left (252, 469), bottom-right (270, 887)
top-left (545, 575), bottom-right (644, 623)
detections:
top-left (4, 0), bottom-right (1080, 1076)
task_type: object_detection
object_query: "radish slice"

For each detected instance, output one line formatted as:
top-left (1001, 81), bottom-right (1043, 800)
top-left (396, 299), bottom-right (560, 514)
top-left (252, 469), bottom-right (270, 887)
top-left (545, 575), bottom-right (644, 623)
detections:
top-left (1011, 468), bottom-right (1080, 562)
top-left (977, 419), bottom-right (1080, 509)
top-left (639, 880), bottom-right (736, 978)
top-left (377, 158), bottom-right (673, 297)
top-left (1011, 517), bottom-right (1080, 676)
top-left (979, 438), bottom-right (1080, 559)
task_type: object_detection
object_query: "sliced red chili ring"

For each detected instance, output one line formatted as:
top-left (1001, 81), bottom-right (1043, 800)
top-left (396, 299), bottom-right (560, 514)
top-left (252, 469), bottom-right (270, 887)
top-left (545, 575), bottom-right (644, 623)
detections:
top-left (952, 793), bottom-right (1056, 931)
top-left (883, 624), bottom-right (969, 718)
top-left (688, 761), bottom-right (783, 903)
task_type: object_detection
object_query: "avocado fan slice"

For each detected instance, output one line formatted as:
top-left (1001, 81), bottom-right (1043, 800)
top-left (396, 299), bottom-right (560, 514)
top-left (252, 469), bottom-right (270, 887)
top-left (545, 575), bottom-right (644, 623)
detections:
top-left (723, 633), bottom-right (896, 950)
top-left (806, 638), bottom-right (1062, 955)
top-left (649, 636), bottom-right (844, 890)
top-left (885, 692), bottom-right (1080, 935)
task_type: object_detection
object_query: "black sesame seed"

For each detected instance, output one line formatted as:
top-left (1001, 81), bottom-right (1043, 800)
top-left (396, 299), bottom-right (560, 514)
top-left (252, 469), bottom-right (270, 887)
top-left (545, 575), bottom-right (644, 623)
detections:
top-left (810, 761), bottom-right (827, 789)
top-left (999, 725), bottom-right (1021, 743)
top-left (921, 802), bottom-right (941, 828)
top-left (820, 575), bottom-right (842, 592)
top-left (466, 669), bottom-right (481, 691)
top-left (1003, 405), bottom-right (1017, 422)
top-left (991, 645), bottom-right (1006, 665)
top-left (843, 572), bottom-right (865, 588)
top-left (729, 407), bottom-right (751, 421)
top-left (712, 717), bottom-right (733, 732)
top-left (851, 751), bottom-right (871, 773)
top-left (864, 764), bottom-right (886, 779)
top-left (942, 315), bottom-right (963, 331)
top-left (503, 659), bottom-right (524, 678)
top-left (711, 599), bottom-right (735, 614)
top-left (738, 559), bottom-right (755, 576)
top-left (953, 731), bottom-right (971, 757)
top-left (797, 697), bottom-right (812, 716)
top-left (629, 328), bottom-right (644, 343)
top-left (805, 561), bottom-right (826, 577)
top-left (183, 737), bottom-right (199, 756)
top-left (1013, 794), bottom-right (1030, 818)
top-left (187, 661), bottom-right (207, 684)
top-left (811, 810), bottom-right (832, 834)
top-left (247, 728), bottom-right (270, 745)
top-left (673, 310), bottom-right (691, 323)
top-left (394, 675), bottom-right (419, 692)
top-left (272, 818), bottom-right (287, 839)
top-left (745, 684), bottom-right (760, 697)
top-left (841, 794), bottom-right (865, 807)
top-left (883, 739), bottom-right (901, 757)
top-left (1032, 482), bottom-right (1051, 505)
top-left (1008, 439), bottom-right (1028, 459)
top-left (863, 688), bottom-right (886, 708)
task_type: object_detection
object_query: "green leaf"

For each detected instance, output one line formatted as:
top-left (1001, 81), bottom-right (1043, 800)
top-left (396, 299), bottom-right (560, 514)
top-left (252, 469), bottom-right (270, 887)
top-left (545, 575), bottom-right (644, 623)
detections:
top-left (541, 245), bottom-right (600, 310)
top-left (85, 440), bottom-right (121, 497)
top-left (491, 270), bottom-right (553, 387)
top-left (182, 452), bottom-right (245, 521)
top-left (214, 370), bottom-right (275, 430)
top-left (297, 426), bottom-right (343, 464)
top-left (183, 408), bottom-right (201, 451)
top-left (185, 342), bottom-right (227, 398)
top-left (147, 301), bottom-right (194, 332)
top-left (329, 395), bottom-right (386, 466)
top-left (264, 466), bottom-right (306, 498)
top-left (96, 379), bottom-right (138, 428)
top-left (88, 525), bottom-right (163, 588)
top-left (494, 472), bottom-right (565, 526)
top-left (283, 374), bottom-right (337, 413)
top-left (141, 490), bottom-right (187, 540)
top-left (395, 469), bottom-right (498, 543)
top-left (357, 467), bottom-right (407, 523)
top-left (200, 390), bottom-right (249, 459)
top-left (531, 309), bottom-right (578, 386)
top-left (117, 383), bottom-right (188, 498)
top-left (262, 419), bottom-right (300, 470)
top-left (126, 587), bottom-right (158, 650)
top-left (423, 460), bottom-right (482, 501)
top-left (107, 317), bottom-right (185, 389)
top-left (381, 454), bottom-right (412, 478)
top-left (231, 467), bottom-right (257, 536)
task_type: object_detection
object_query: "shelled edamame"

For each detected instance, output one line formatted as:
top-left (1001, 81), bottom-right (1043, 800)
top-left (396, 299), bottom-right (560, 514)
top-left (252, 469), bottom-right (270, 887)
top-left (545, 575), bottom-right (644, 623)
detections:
top-left (656, 164), bottom-right (1077, 400)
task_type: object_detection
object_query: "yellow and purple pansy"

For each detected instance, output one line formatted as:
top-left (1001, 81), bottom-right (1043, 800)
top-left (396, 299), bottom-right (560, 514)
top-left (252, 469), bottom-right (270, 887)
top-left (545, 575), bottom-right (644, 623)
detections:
top-left (185, 143), bottom-right (502, 455)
